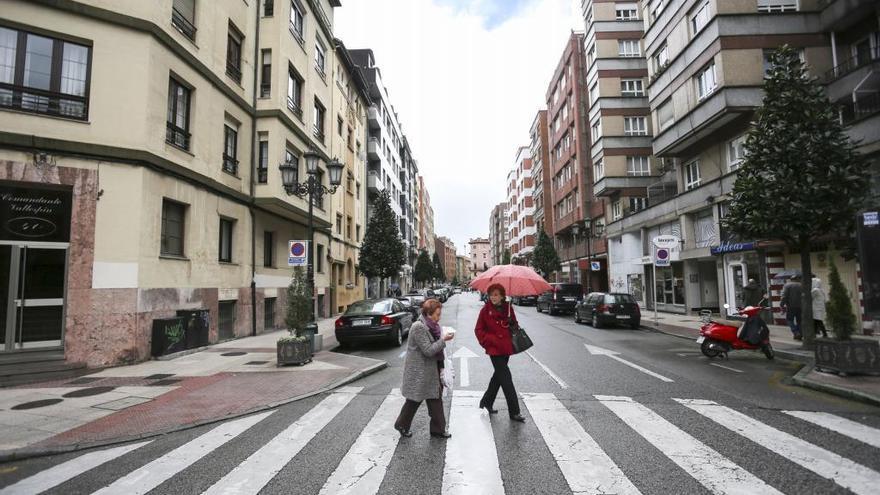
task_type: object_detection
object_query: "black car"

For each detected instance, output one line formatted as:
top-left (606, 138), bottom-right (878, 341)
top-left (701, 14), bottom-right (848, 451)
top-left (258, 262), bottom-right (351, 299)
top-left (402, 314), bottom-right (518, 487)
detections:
top-left (536, 283), bottom-right (583, 315)
top-left (575, 292), bottom-right (641, 329)
top-left (335, 298), bottom-right (413, 347)
top-left (396, 297), bottom-right (420, 320)
top-left (511, 295), bottom-right (537, 306)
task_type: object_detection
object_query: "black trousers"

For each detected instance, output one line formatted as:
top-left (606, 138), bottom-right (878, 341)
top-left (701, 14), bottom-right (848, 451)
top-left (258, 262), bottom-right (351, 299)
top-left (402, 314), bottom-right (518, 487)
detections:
top-left (395, 367), bottom-right (446, 434)
top-left (815, 319), bottom-right (828, 338)
top-left (481, 355), bottom-right (520, 416)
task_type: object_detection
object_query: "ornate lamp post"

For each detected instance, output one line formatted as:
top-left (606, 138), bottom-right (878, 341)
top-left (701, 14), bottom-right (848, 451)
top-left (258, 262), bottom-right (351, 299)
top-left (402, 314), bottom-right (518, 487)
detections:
top-left (279, 149), bottom-right (344, 321)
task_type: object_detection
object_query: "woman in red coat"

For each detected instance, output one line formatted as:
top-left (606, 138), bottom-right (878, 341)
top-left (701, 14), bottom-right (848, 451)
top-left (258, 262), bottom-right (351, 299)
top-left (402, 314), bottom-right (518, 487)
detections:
top-left (474, 283), bottom-right (525, 422)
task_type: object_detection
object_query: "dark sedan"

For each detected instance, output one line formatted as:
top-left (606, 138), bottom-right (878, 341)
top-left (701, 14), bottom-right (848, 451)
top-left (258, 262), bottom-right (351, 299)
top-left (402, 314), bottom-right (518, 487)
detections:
top-left (511, 295), bottom-right (537, 306)
top-left (335, 298), bottom-right (413, 347)
top-left (575, 292), bottom-right (641, 329)
top-left (536, 283), bottom-right (582, 315)
top-left (396, 297), bottom-right (421, 319)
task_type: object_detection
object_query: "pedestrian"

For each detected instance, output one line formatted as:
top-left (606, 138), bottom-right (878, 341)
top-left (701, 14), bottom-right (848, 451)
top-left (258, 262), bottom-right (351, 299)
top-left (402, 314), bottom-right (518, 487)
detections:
top-left (475, 283), bottom-right (525, 423)
top-left (812, 277), bottom-right (828, 338)
top-left (395, 298), bottom-right (454, 438)
top-left (743, 278), bottom-right (763, 307)
top-left (781, 274), bottom-right (803, 340)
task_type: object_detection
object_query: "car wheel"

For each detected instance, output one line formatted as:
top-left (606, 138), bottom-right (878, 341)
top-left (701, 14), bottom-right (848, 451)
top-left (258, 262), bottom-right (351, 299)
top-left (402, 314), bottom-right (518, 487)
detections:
top-left (548, 306), bottom-right (556, 316)
top-left (390, 325), bottom-right (403, 347)
top-left (536, 304), bottom-right (542, 313)
top-left (592, 314), bottom-right (602, 328)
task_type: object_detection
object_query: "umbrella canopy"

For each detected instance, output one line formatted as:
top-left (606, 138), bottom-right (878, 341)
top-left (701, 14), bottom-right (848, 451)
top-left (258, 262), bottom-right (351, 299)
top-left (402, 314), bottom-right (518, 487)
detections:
top-left (469, 264), bottom-right (551, 296)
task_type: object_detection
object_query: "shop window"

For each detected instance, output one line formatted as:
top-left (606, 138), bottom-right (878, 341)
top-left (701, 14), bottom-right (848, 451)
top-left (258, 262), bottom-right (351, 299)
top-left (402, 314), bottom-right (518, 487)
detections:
top-left (264, 297), bottom-right (276, 329)
top-left (218, 301), bottom-right (235, 340)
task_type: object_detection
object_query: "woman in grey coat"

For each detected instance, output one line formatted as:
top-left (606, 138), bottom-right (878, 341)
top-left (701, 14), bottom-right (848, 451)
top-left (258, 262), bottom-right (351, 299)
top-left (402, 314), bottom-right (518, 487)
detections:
top-left (394, 298), bottom-right (454, 438)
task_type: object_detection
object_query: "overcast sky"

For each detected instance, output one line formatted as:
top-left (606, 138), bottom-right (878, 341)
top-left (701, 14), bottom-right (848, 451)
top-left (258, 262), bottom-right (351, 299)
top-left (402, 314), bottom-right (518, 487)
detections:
top-left (335, 0), bottom-right (583, 256)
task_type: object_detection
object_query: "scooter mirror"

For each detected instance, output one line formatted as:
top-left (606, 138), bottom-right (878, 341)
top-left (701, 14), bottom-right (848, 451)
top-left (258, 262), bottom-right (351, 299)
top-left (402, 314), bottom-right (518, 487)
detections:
top-left (723, 303), bottom-right (730, 309)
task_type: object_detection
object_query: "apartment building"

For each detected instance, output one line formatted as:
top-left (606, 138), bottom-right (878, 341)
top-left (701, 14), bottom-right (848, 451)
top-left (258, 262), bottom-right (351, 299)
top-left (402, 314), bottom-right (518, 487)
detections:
top-left (468, 237), bottom-right (492, 279)
top-left (402, 137), bottom-right (421, 269)
top-left (434, 235), bottom-right (457, 282)
top-left (506, 146), bottom-right (536, 261)
top-left (489, 202), bottom-right (508, 265)
top-left (419, 176), bottom-right (436, 257)
top-left (530, 110), bottom-right (554, 238)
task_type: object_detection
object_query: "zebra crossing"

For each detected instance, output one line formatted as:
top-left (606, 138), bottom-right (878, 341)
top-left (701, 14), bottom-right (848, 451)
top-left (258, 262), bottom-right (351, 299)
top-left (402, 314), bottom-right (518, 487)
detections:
top-left (3, 387), bottom-right (880, 495)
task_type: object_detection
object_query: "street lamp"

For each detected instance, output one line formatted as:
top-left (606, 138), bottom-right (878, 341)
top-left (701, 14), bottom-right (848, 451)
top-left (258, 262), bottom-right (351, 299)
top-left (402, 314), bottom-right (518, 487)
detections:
top-left (279, 149), bottom-right (344, 322)
top-left (571, 220), bottom-right (596, 293)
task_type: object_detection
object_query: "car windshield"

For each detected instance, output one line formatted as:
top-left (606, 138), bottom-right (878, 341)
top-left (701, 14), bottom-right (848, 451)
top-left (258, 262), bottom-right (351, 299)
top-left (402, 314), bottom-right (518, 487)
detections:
top-left (604, 294), bottom-right (636, 304)
top-left (345, 300), bottom-right (391, 314)
top-left (554, 284), bottom-right (582, 295)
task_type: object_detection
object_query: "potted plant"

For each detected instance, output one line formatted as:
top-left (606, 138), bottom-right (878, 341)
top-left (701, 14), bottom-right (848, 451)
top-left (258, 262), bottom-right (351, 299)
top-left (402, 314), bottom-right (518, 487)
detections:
top-left (277, 267), bottom-right (313, 366)
top-left (815, 257), bottom-right (880, 375)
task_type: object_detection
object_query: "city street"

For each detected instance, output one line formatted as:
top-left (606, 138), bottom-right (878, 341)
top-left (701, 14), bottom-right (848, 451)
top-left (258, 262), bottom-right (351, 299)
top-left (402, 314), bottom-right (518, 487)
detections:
top-left (1, 292), bottom-right (879, 495)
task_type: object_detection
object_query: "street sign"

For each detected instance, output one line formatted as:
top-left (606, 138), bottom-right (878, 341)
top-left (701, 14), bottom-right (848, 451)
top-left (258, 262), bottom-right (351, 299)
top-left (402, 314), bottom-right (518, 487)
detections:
top-left (288, 240), bottom-right (308, 267)
top-left (652, 235), bottom-right (680, 249)
top-left (590, 261), bottom-right (601, 271)
top-left (654, 247), bottom-right (671, 267)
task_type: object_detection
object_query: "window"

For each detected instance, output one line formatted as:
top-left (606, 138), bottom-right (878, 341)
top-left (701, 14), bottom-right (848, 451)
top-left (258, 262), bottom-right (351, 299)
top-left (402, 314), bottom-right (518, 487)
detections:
top-left (650, 0), bottom-right (667, 22)
top-left (263, 231), bottom-right (274, 267)
top-left (586, 43), bottom-right (596, 66)
top-left (315, 40), bottom-right (326, 77)
top-left (627, 156), bottom-right (650, 176)
top-left (336, 213), bottom-right (342, 234)
top-left (284, 147), bottom-right (299, 182)
top-left (618, 40), bottom-right (640, 57)
top-left (658, 98), bottom-right (674, 128)
top-left (263, 0), bottom-right (274, 16)
top-left (337, 115), bottom-right (343, 136)
top-left (589, 82), bottom-right (599, 105)
top-left (0, 28), bottom-right (91, 120)
top-left (257, 138), bottom-right (268, 183)
top-left (316, 244), bottom-right (324, 273)
top-left (226, 23), bottom-right (243, 83)
top-left (684, 159), bottom-right (701, 190)
top-left (630, 197), bottom-right (648, 213)
top-left (624, 116), bottom-right (648, 136)
top-left (223, 123), bottom-right (238, 174)
top-left (654, 42), bottom-right (669, 72)
top-left (615, 3), bottom-right (639, 20)
top-left (591, 119), bottom-right (601, 141)
top-left (696, 63), bottom-right (717, 100)
top-left (620, 79), bottom-right (644, 97)
top-left (313, 98), bottom-right (325, 141)
top-left (161, 199), bottom-right (186, 257)
top-left (612, 200), bottom-right (622, 220)
top-left (289, 0), bottom-right (305, 42)
top-left (166, 77), bottom-right (191, 149)
top-left (728, 135), bottom-right (746, 171)
top-left (287, 66), bottom-right (303, 117)
top-left (218, 301), bottom-right (235, 340)
top-left (691, 1), bottom-right (710, 34)
top-left (346, 216), bottom-right (352, 239)
top-left (172, 0), bottom-right (196, 40)
top-left (219, 218), bottom-right (234, 262)
top-left (264, 297), bottom-right (276, 330)
top-left (260, 50), bottom-right (271, 97)
top-left (593, 159), bottom-right (605, 181)
top-left (356, 224), bottom-right (361, 242)
top-left (757, 0), bottom-right (797, 12)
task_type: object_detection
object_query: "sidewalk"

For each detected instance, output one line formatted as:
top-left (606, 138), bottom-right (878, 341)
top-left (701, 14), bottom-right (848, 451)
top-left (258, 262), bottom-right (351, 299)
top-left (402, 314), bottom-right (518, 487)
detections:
top-left (0, 317), bottom-right (385, 461)
top-left (644, 311), bottom-right (880, 406)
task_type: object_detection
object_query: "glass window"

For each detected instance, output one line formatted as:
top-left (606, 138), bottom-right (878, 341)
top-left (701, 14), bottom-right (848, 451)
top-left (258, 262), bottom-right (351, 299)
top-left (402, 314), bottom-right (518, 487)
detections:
top-left (593, 159), bottom-right (604, 181)
top-left (624, 116), bottom-right (648, 136)
top-left (696, 62), bottom-right (717, 99)
top-left (346, 300), bottom-right (392, 314)
top-left (629, 197), bottom-right (647, 213)
top-left (620, 79), bottom-right (644, 97)
top-left (315, 40), bottom-right (326, 76)
top-left (260, 50), bottom-right (271, 97)
top-left (226, 24), bottom-right (242, 83)
top-left (289, 0), bottom-right (305, 42)
top-left (612, 200), bottom-right (622, 220)
top-left (172, 0), bottom-right (196, 40)
top-left (263, 231), bottom-right (274, 267)
top-left (728, 134), bottom-right (746, 171)
top-left (287, 66), bottom-right (302, 116)
top-left (591, 119), bottom-right (601, 141)
top-left (161, 199), bottom-right (186, 257)
top-left (257, 139), bottom-right (268, 183)
top-left (219, 218), bottom-right (234, 262)
top-left (264, 297), bottom-right (276, 329)
top-left (658, 98), bottom-right (674, 128)
top-left (654, 42), bottom-right (669, 72)
top-left (691, 1), bottom-right (710, 34)
top-left (223, 124), bottom-right (238, 174)
top-left (316, 244), bottom-right (324, 272)
top-left (757, 0), bottom-right (798, 12)
top-left (263, 0), bottom-right (274, 16)
top-left (684, 159), bottom-right (701, 190)
top-left (313, 98), bottom-right (325, 141)
top-left (618, 40), bottom-right (640, 57)
top-left (627, 156), bottom-right (650, 176)
top-left (615, 3), bottom-right (639, 20)
top-left (166, 77), bottom-right (191, 149)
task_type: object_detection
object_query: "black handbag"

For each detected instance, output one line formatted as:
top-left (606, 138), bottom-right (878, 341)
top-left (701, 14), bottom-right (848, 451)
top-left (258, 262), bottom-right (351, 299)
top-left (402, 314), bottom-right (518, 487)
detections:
top-left (508, 318), bottom-right (534, 354)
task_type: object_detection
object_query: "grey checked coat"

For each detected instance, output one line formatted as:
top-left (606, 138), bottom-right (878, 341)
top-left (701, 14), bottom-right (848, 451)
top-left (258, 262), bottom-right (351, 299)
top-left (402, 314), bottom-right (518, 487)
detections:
top-left (400, 319), bottom-right (446, 401)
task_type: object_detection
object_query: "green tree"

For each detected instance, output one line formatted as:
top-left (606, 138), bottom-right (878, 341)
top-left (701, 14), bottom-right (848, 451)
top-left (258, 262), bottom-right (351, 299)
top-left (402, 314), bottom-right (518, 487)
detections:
top-left (414, 249), bottom-right (433, 286)
top-left (826, 256), bottom-right (856, 340)
top-left (432, 252), bottom-right (446, 283)
top-left (284, 267), bottom-right (312, 337)
top-left (722, 45), bottom-right (870, 348)
top-left (531, 229), bottom-right (561, 278)
top-left (359, 190), bottom-right (406, 283)
top-left (501, 249), bottom-right (511, 265)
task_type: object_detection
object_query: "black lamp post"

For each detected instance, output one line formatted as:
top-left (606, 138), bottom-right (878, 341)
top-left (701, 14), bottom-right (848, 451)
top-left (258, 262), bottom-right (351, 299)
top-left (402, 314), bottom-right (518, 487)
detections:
top-left (572, 220), bottom-right (601, 293)
top-left (279, 149), bottom-right (344, 321)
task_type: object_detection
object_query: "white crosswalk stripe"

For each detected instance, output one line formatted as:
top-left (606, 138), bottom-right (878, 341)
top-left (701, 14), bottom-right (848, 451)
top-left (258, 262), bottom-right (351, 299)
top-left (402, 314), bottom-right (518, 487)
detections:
top-left (442, 390), bottom-right (504, 495)
top-left (202, 386), bottom-right (361, 495)
top-left (598, 395), bottom-right (783, 495)
top-left (678, 399), bottom-right (880, 495)
top-left (318, 389), bottom-right (405, 495)
top-left (0, 441), bottom-right (151, 495)
top-left (93, 410), bottom-right (273, 495)
top-left (782, 410), bottom-right (880, 449)
top-left (522, 393), bottom-right (640, 495)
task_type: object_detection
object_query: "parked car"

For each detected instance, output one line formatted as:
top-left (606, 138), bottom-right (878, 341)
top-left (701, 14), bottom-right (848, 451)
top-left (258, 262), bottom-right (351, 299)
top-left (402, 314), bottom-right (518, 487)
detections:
top-left (335, 298), bottom-right (413, 347)
top-left (511, 295), bottom-right (538, 306)
top-left (536, 283), bottom-right (583, 315)
top-left (575, 292), bottom-right (641, 329)
top-left (396, 297), bottom-right (420, 320)
top-left (404, 293), bottom-right (427, 309)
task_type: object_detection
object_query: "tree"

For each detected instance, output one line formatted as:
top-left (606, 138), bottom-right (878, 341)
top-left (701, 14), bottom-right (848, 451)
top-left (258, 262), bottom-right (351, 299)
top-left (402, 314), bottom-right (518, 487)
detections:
top-left (432, 252), bottom-right (446, 283)
top-left (501, 249), bottom-right (511, 265)
top-left (722, 45), bottom-right (870, 348)
top-left (284, 267), bottom-right (312, 337)
top-left (414, 249), bottom-right (433, 286)
top-left (826, 256), bottom-right (856, 340)
top-left (532, 229), bottom-right (561, 279)
top-left (451, 276), bottom-right (460, 286)
top-left (359, 190), bottom-right (406, 283)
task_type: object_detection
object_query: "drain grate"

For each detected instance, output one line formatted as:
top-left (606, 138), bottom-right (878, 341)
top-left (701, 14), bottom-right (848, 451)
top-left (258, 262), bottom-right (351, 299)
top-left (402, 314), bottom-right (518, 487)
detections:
top-left (244, 361), bottom-right (269, 365)
top-left (67, 377), bottom-right (102, 385)
top-left (221, 352), bottom-right (248, 357)
top-left (62, 386), bottom-right (116, 398)
top-left (145, 373), bottom-right (175, 380)
top-left (150, 379), bottom-right (181, 386)
top-left (12, 399), bottom-right (64, 410)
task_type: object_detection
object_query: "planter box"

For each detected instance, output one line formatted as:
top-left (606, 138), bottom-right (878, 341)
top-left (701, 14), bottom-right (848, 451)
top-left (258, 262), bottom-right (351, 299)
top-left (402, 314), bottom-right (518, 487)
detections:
top-left (815, 337), bottom-right (880, 376)
top-left (277, 339), bottom-right (312, 366)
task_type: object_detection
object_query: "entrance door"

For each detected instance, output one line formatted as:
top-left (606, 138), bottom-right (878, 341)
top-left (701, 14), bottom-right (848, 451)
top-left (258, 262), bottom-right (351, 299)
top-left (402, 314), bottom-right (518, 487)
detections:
top-left (2, 245), bottom-right (67, 351)
top-left (724, 252), bottom-right (762, 315)
top-left (699, 261), bottom-right (719, 310)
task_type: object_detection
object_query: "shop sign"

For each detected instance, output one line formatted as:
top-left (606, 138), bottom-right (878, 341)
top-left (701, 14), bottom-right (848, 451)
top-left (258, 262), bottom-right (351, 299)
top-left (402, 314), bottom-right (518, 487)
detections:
top-left (864, 211), bottom-right (878, 227)
top-left (652, 235), bottom-right (680, 249)
top-left (0, 183), bottom-right (72, 242)
top-left (710, 240), bottom-right (756, 255)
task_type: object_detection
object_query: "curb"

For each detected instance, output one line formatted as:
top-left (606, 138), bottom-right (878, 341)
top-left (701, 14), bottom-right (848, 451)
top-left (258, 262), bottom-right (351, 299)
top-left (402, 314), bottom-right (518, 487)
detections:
top-left (0, 360), bottom-right (388, 463)
top-left (790, 363), bottom-right (880, 407)
top-left (642, 324), bottom-right (813, 363)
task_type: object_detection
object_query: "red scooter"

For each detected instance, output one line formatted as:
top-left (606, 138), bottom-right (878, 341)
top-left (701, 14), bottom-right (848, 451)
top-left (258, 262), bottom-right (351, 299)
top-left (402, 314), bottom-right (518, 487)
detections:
top-left (697, 302), bottom-right (774, 360)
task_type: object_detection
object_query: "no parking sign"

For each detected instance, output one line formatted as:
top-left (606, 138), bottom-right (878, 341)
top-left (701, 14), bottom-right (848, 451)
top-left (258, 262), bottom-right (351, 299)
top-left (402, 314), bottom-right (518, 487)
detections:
top-left (288, 240), bottom-right (309, 266)
top-left (654, 247), bottom-right (670, 267)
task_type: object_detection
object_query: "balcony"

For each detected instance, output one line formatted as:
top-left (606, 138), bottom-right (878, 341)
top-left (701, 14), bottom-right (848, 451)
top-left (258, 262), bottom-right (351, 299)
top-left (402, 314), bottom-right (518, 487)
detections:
top-left (367, 171), bottom-right (383, 195)
top-left (593, 175), bottom-right (657, 197)
top-left (368, 107), bottom-right (380, 129)
top-left (171, 8), bottom-right (196, 41)
top-left (367, 138), bottom-right (380, 161)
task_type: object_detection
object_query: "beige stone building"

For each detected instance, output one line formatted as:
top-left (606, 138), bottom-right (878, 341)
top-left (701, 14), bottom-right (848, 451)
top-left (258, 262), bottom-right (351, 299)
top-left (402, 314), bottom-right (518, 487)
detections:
top-left (0, 0), bottom-right (370, 374)
top-left (468, 237), bottom-right (491, 279)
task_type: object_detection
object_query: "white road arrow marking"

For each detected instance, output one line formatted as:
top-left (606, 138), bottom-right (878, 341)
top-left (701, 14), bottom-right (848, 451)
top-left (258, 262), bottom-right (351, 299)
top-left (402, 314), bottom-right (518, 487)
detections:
top-left (452, 346), bottom-right (478, 387)
top-left (584, 344), bottom-right (674, 382)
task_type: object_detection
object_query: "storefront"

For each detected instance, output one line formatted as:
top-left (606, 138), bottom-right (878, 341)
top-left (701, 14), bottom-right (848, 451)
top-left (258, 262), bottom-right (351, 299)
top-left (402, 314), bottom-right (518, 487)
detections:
top-left (711, 241), bottom-right (771, 318)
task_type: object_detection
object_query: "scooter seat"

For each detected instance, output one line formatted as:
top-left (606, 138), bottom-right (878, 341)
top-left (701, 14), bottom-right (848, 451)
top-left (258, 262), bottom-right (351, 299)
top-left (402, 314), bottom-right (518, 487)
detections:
top-left (712, 318), bottom-right (744, 327)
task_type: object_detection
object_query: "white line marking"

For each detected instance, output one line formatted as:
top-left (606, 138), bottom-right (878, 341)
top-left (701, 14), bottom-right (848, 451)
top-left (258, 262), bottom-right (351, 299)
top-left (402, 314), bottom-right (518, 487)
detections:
top-left (451, 347), bottom-right (477, 388)
top-left (0, 441), bottom-right (151, 495)
top-left (598, 396), bottom-right (782, 495)
top-left (398, 350), bottom-right (407, 359)
top-left (782, 410), bottom-right (880, 449)
top-left (710, 363), bottom-right (744, 373)
top-left (319, 389), bottom-right (404, 495)
top-left (525, 351), bottom-right (569, 389)
top-left (203, 387), bottom-right (362, 495)
top-left (442, 390), bottom-right (504, 495)
top-left (677, 399), bottom-right (880, 495)
top-left (94, 411), bottom-right (273, 495)
top-left (585, 344), bottom-right (674, 383)
top-left (522, 393), bottom-right (640, 494)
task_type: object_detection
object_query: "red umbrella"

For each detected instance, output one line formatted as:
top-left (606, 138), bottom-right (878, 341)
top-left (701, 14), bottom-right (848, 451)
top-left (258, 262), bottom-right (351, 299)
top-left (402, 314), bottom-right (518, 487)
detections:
top-left (469, 264), bottom-right (551, 296)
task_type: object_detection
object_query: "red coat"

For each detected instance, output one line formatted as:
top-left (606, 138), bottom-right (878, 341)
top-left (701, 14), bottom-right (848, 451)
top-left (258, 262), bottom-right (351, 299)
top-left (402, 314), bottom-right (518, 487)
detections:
top-left (475, 301), bottom-right (516, 356)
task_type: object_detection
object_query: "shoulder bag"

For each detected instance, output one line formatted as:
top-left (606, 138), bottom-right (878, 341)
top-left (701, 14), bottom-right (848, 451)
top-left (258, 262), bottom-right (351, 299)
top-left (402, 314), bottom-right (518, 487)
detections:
top-left (507, 317), bottom-right (534, 354)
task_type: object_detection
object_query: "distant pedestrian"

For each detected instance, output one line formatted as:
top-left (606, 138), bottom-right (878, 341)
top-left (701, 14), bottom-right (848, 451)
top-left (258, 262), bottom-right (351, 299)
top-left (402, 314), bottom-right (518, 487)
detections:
top-left (475, 283), bottom-right (525, 423)
top-left (781, 274), bottom-right (803, 340)
top-left (743, 278), bottom-right (763, 308)
top-left (395, 299), bottom-right (454, 438)
top-left (812, 277), bottom-right (828, 338)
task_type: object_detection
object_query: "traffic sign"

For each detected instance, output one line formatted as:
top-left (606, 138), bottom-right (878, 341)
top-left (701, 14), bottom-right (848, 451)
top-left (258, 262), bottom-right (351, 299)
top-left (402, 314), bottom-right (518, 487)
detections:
top-left (288, 240), bottom-right (309, 267)
top-left (590, 261), bottom-right (601, 271)
top-left (654, 247), bottom-right (670, 267)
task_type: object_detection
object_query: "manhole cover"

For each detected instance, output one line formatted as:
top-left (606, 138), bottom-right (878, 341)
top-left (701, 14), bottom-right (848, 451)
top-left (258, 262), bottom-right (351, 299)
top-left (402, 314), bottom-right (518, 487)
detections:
top-left (63, 386), bottom-right (116, 398)
top-left (67, 377), bottom-right (102, 385)
top-left (150, 379), bottom-right (181, 386)
top-left (245, 361), bottom-right (269, 365)
top-left (221, 352), bottom-right (247, 357)
top-left (12, 399), bottom-right (64, 410)
top-left (145, 373), bottom-right (175, 380)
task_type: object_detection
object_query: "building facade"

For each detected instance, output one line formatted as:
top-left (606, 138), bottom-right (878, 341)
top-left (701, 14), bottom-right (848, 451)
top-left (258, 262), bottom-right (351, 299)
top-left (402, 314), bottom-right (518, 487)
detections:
top-left (468, 237), bottom-right (492, 279)
top-left (419, 176), bottom-right (435, 257)
top-left (489, 202), bottom-right (508, 265)
top-left (530, 110), bottom-right (553, 238)
top-left (507, 146), bottom-right (535, 262)
top-left (434, 235), bottom-right (457, 282)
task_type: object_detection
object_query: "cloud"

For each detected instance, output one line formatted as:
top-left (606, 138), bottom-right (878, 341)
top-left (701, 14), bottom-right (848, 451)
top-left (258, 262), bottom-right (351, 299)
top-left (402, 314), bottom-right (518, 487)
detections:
top-left (435, 0), bottom-right (535, 29)
top-left (335, 0), bottom-right (582, 254)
